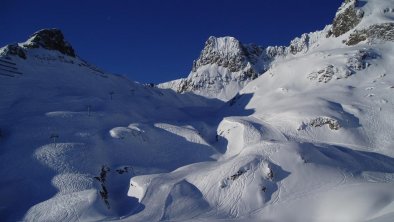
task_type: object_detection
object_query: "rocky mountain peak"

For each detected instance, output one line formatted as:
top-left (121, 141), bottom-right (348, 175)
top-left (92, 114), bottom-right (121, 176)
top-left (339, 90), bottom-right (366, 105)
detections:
top-left (327, 0), bottom-right (394, 45)
top-left (23, 28), bottom-right (76, 57)
top-left (158, 36), bottom-right (271, 101)
top-left (328, 0), bottom-right (364, 37)
top-left (1, 28), bottom-right (77, 60)
top-left (1, 44), bottom-right (27, 59)
top-left (192, 36), bottom-right (263, 74)
top-left (203, 36), bottom-right (245, 56)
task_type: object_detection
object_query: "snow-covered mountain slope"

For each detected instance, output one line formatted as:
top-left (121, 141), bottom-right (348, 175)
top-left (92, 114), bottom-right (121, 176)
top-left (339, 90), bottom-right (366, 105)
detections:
top-left (158, 36), bottom-right (274, 101)
top-left (158, 29), bottom-right (335, 101)
top-left (159, 0), bottom-right (394, 102)
top-left (158, 27), bottom-right (333, 101)
top-left (133, 0), bottom-right (394, 221)
top-left (0, 29), bottom-right (224, 221)
top-left (1, 0), bottom-right (394, 221)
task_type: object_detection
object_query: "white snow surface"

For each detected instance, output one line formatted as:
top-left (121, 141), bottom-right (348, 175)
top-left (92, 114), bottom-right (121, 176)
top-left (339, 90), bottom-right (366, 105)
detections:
top-left (1, 0), bottom-right (394, 221)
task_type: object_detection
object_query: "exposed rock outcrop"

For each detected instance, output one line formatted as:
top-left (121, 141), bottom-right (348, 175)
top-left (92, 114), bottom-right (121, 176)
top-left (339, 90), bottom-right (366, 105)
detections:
top-left (193, 37), bottom-right (259, 74)
top-left (191, 36), bottom-right (266, 81)
top-left (94, 165), bottom-right (111, 208)
top-left (308, 65), bottom-right (340, 83)
top-left (309, 117), bottom-right (340, 130)
top-left (23, 28), bottom-right (76, 57)
top-left (289, 33), bottom-right (311, 55)
top-left (0, 44), bottom-right (26, 59)
top-left (328, 0), bottom-right (364, 37)
top-left (158, 36), bottom-right (273, 100)
top-left (346, 23), bottom-right (394, 45)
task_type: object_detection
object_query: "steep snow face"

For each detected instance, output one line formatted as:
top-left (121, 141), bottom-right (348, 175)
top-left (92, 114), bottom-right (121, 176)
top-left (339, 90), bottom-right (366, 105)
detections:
top-left (159, 36), bottom-right (273, 101)
top-left (234, 42), bottom-right (394, 156)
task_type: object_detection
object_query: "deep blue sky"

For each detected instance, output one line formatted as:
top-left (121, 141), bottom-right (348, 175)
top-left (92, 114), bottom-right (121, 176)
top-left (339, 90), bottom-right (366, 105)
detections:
top-left (1, 0), bottom-right (343, 83)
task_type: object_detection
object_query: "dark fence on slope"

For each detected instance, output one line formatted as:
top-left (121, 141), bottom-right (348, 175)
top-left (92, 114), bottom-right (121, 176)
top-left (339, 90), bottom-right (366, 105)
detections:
top-left (0, 58), bottom-right (23, 77)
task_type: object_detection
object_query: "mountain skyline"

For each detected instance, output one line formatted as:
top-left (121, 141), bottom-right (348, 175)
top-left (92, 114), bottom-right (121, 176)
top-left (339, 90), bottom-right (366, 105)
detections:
top-left (1, 0), bottom-right (344, 83)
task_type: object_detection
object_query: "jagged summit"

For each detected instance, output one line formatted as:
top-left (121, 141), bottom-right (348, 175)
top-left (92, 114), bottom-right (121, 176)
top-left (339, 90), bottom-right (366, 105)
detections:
top-left (0, 28), bottom-right (76, 59)
top-left (160, 0), bottom-right (394, 101)
top-left (328, 0), bottom-right (364, 37)
top-left (23, 28), bottom-right (76, 57)
top-left (194, 36), bottom-right (249, 72)
top-left (199, 36), bottom-right (244, 57)
top-left (0, 28), bottom-right (108, 78)
top-left (192, 36), bottom-right (264, 76)
top-left (158, 35), bottom-right (270, 101)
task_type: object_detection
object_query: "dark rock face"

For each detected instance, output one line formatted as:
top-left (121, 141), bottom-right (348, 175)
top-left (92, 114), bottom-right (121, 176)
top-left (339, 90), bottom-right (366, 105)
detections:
top-left (192, 36), bottom-right (263, 76)
top-left (383, 8), bottom-right (394, 14)
top-left (23, 29), bottom-right (76, 57)
top-left (310, 117), bottom-right (340, 130)
top-left (329, 0), bottom-right (364, 37)
top-left (1, 44), bottom-right (26, 59)
top-left (94, 165), bottom-right (111, 208)
top-left (170, 36), bottom-right (272, 96)
top-left (346, 23), bottom-right (394, 45)
top-left (265, 46), bottom-right (286, 58)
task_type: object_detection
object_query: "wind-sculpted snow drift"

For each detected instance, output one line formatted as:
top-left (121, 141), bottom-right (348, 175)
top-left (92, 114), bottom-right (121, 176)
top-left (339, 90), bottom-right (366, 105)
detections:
top-left (1, 0), bottom-right (394, 221)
